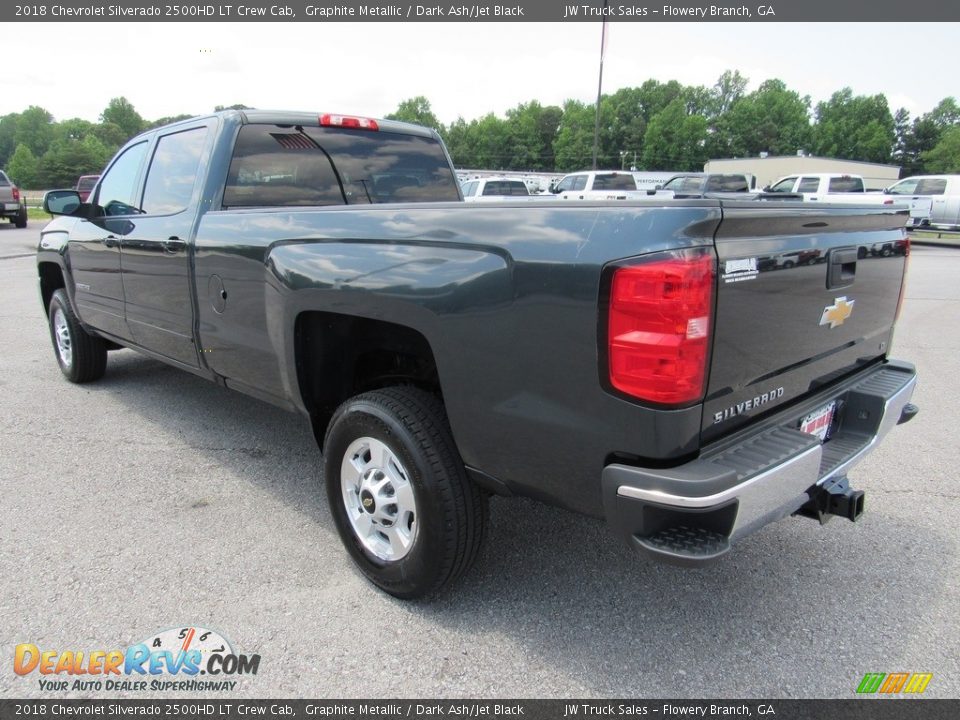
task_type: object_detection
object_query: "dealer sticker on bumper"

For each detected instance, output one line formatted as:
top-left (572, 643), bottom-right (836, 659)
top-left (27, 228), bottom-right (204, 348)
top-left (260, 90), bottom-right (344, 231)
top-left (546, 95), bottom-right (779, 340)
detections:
top-left (800, 401), bottom-right (836, 442)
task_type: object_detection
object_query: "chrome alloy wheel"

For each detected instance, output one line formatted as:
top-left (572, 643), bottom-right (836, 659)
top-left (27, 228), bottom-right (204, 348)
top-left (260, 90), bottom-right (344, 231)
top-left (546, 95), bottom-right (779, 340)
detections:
top-left (53, 308), bottom-right (73, 368)
top-left (340, 437), bottom-right (418, 561)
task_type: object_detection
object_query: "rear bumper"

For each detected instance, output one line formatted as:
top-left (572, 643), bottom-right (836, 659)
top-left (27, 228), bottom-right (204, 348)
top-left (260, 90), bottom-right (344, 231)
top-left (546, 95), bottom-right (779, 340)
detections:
top-left (2, 201), bottom-right (24, 217)
top-left (602, 360), bottom-right (917, 565)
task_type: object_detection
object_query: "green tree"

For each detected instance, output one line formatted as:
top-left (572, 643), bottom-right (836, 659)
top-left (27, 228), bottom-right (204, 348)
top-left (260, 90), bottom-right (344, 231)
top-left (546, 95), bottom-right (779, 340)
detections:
top-left (7, 144), bottom-right (39, 188)
top-left (552, 100), bottom-right (595, 171)
top-left (900, 97), bottom-right (960, 175)
top-left (100, 97), bottom-right (144, 140)
top-left (922, 126), bottom-right (960, 173)
top-left (813, 88), bottom-right (895, 163)
top-left (146, 114), bottom-right (195, 130)
top-left (213, 103), bottom-right (253, 111)
top-left (37, 138), bottom-right (110, 188)
top-left (386, 96), bottom-right (441, 131)
top-left (56, 118), bottom-right (95, 142)
top-left (892, 107), bottom-right (911, 166)
top-left (711, 70), bottom-right (749, 117)
top-left (0, 113), bottom-right (18, 168)
top-left (93, 122), bottom-right (127, 151)
top-left (14, 106), bottom-right (55, 157)
top-left (712, 79), bottom-right (811, 158)
top-left (641, 98), bottom-right (709, 170)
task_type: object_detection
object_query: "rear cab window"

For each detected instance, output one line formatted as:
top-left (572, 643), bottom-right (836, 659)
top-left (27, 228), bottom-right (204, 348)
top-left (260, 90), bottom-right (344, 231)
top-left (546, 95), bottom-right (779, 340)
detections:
top-left (828, 176), bottom-right (864, 193)
top-left (223, 124), bottom-right (460, 208)
top-left (482, 180), bottom-right (529, 196)
top-left (592, 173), bottom-right (636, 191)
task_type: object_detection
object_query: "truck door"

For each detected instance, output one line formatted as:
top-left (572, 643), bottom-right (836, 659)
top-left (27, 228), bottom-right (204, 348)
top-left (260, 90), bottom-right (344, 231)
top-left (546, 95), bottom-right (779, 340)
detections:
top-left (120, 123), bottom-right (213, 367)
top-left (68, 140), bottom-right (149, 341)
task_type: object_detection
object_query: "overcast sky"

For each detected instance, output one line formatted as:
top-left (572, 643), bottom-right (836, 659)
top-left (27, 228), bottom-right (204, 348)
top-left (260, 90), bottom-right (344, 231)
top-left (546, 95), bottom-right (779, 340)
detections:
top-left (3, 22), bottom-right (956, 125)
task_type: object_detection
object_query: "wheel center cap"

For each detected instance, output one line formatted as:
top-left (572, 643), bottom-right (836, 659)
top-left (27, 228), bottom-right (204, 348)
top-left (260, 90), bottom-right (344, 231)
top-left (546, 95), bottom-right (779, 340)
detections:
top-left (360, 489), bottom-right (376, 513)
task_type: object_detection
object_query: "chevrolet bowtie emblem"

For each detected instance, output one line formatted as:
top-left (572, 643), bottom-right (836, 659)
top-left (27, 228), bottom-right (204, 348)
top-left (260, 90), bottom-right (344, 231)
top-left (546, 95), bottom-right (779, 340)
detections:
top-left (820, 296), bottom-right (855, 328)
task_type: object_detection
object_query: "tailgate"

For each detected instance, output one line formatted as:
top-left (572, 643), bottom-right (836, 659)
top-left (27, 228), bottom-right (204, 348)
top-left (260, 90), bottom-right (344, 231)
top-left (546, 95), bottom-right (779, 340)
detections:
top-left (703, 203), bottom-right (909, 443)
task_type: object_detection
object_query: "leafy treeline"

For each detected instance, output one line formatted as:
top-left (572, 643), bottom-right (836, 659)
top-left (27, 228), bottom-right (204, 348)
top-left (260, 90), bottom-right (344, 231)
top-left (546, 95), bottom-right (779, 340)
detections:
top-left (390, 72), bottom-right (960, 175)
top-left (0, 99), bottom-right (239, 189)
top-left (2, 75), bottom-right (958, 189)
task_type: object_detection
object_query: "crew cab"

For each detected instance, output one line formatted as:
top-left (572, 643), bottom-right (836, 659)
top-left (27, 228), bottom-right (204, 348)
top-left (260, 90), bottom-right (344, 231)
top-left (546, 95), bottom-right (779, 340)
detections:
top-left (38, 110), bottom-right (918, 598)
top-left (0, 170), bottom-right (28, 228)
top-left (886, 174), bottom-right (960, 230)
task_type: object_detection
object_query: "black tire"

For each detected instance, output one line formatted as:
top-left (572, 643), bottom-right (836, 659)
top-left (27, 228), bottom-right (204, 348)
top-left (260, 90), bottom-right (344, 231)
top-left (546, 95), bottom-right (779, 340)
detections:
top-left (48, 289), bottom-right (107, 383)
top-left (323, 386), bottom-right (487, 599)
top-left (14, 206), bottom-right (27, 229)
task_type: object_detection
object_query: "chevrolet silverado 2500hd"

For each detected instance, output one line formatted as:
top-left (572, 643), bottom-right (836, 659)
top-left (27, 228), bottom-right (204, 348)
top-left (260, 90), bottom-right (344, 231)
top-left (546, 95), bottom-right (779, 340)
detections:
top-left (38, 110), bottom-right (918, 598)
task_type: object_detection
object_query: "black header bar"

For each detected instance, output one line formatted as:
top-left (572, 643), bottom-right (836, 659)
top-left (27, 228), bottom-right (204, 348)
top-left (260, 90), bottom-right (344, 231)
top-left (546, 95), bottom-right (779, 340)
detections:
top-left (5, 0), bottom-right (960, 23)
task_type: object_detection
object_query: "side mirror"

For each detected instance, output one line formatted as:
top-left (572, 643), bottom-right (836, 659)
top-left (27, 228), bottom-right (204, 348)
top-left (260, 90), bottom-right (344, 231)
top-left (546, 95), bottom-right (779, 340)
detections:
top-left (655, 184), bottom-right (663, 190)
top-left (44, 189), bottom-right (82, 216)
top-left (762, 185), bottom-right (771, 192)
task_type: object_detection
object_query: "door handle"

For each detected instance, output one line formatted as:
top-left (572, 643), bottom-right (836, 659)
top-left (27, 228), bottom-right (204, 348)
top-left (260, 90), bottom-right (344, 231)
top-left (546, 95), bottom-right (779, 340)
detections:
top-left (104, 236), bottom-right (119, 248)
top-left (162, 236), bottom-right (187, 254)
top-left (827, 247), bottom-right (858, 290)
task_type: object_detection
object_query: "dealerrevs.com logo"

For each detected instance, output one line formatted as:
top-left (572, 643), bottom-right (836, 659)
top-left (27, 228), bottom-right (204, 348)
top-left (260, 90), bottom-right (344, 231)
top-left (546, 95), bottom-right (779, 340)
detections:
top-left (14, 626), bottom-right (260, 692)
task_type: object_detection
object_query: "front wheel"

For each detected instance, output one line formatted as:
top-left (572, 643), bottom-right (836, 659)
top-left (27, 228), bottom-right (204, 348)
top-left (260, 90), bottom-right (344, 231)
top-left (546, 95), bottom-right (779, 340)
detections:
top-left (323, 387), bottom-right (487, 599)
top-left (48, 289), bottom-right (107, 383)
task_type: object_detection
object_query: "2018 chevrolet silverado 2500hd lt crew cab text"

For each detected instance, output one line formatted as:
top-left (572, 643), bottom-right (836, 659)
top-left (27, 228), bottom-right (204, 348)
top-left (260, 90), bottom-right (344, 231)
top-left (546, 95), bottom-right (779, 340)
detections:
top-left (38, 110), bottom-right (918, 598)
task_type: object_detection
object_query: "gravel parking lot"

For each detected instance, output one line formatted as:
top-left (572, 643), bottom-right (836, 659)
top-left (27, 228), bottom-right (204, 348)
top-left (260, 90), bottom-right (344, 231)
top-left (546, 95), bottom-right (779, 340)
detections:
top-left (0, 222), bottom-right (957, 699)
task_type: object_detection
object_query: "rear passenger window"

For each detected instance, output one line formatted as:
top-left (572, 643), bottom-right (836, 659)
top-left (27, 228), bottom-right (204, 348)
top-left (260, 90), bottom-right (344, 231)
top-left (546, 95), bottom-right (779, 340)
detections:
top-left (142, 126), bottom-right (209, 215)
top-left (915, 178), bottom-right (948, 195)
top-left (797, 177), bottom-right (820, 193)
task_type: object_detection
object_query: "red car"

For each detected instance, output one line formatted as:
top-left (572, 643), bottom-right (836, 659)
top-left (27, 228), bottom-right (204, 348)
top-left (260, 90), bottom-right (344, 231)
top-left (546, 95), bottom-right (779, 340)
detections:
top-left (74, 175), bottom-right (99, 202)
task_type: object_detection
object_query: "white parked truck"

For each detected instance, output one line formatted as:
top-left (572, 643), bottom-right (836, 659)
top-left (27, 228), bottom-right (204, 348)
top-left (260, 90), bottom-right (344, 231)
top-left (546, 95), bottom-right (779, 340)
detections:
top-left (765, 173), bottom-right (930, 225)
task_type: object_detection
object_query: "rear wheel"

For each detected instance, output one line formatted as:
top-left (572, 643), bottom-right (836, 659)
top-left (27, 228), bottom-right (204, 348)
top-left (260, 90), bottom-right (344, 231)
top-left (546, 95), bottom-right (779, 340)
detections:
top-left (48, 289), bottom-right (107, 383)
top-left (14, 206), bottom-right (27, 228)
top-left (323, 386), bottom-right (487, 598)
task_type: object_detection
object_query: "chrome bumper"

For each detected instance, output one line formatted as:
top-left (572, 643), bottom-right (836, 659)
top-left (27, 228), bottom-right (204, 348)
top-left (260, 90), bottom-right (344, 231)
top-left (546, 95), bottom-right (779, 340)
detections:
top-left (602, 361), bottom-right (917, 564)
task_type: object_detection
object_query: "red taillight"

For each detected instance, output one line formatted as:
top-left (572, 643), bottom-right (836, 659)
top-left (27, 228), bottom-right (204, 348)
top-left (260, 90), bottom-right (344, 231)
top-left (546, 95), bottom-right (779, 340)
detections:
top-left (319, 113), bottom-right (379, 131)
top-left (11, 186), bottom-right (20, 201)
top-left (607, 249), bottom-right (715, 406)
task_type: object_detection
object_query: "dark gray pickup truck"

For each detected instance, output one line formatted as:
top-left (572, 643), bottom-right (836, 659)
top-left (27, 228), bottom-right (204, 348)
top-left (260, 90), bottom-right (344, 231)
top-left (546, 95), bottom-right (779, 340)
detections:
top-left (38, 110), bottom-right (918, 598)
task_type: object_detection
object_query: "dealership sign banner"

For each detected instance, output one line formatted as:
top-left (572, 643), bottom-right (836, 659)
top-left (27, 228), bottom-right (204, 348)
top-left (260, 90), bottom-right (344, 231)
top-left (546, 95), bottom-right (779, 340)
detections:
top-left (4, 0), bottom-right (960, 22)
top-left (0, 701), bottom-right (958, 719)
